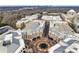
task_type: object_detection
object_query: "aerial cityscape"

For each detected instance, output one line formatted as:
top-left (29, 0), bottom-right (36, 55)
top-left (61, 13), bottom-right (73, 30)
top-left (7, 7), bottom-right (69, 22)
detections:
top-left (0, 6), bottom-right (79, 53)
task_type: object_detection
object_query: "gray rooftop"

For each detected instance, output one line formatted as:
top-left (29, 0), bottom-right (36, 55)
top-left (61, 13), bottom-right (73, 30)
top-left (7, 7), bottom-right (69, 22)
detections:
top-left (54, 40), bottom-right (76, 53)
top-left (0, 32), bottom-right (20, 53)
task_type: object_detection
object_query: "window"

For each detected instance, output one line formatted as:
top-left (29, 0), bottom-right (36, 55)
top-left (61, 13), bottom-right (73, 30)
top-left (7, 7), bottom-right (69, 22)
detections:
top-left (73, 47), bottom-right (77, 51)
top-left (77, 26), bottom-right (79, 28)
top-left (68, 51), bottom-right (74, 53)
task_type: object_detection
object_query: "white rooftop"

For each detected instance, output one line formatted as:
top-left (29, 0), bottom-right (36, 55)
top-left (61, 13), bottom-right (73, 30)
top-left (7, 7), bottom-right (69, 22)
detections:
top-left (68, 9), bottom-right (76, 13)
top-left (42, 15), bottom-right (62, 21)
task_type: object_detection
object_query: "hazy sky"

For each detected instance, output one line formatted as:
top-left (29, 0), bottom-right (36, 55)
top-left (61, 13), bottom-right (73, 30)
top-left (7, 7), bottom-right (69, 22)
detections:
top-left (0, 0), bottom-right (79, 6)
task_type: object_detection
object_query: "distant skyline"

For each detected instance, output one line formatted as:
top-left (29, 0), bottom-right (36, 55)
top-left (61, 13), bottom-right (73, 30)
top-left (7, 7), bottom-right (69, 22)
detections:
top-left (0, 0), bottom-right (79, 6)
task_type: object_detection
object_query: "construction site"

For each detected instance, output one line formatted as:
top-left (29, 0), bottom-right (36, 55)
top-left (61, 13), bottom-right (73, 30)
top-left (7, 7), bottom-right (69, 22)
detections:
top-left (0, 9), bottom-right (79, 53)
